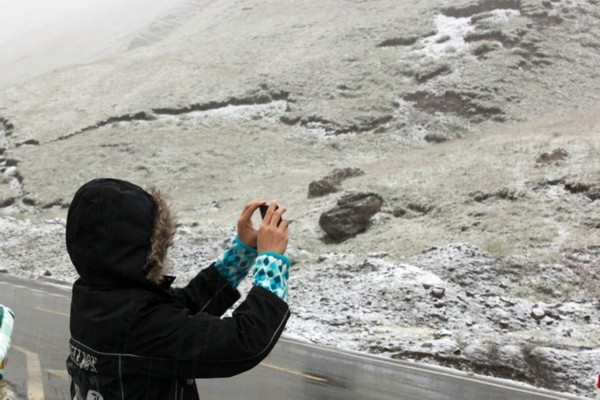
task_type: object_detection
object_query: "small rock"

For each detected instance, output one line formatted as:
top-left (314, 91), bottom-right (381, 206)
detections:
top-left (316, 255), bottom-right (328, 263)
top-left (407, 202), bottom-right (434, 214)
top-left (423, 283), bottom-right (432, 290)
top-left (43, 270), bottom-right (52, 277)
top-left (499, 320), bottom-right (510, 329)
top-left (308, 167), bottom-right (365, 198)
top-left (0, 197), bottom-right (16, 208)
top-left (430, 313), bottom-right (448, 322)
top-left (392, 207), bottom-right (407, 217)
top-left (22, 197), bottom-right (36, 206)
top-left (564, 329), bottom-right (572, 337)
top-left (431, 287), bottom-right (446, 299)
top-left (531, 308), bottom-right (546, 320)
top-left (280, 114), bottom-right (301, 125)
top-left (308, 178), bottom-right (339, 198)
top-left (470, 191), bottom-right (493, 202)
top-left (433, 330), bottom-right (452, 339)
top-left (500, 297), bottom-right (515, 306)
top-left (564, 182), bottom-right (590, 194)
top-left (434, 301), bottom-right (446, 308)
top-left (495, 187), bottom-right (521, 200)
top-left (359, 259), bottom-right (381, 272)
top-left (536, 148), bottom-right (568, 165)
top-left (424, 132), bottom-right (449, 143)
top-left (586, 186), bottom-right (600, 201)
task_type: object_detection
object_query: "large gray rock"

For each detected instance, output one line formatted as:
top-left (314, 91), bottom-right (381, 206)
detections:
top-left (308, 167), bottom-right (365, 198)
top-left (319, 192), bottom-right (383, 240)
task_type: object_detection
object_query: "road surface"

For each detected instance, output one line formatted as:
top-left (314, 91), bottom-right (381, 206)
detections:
top-left (0, 274), bottom-right (586, 400)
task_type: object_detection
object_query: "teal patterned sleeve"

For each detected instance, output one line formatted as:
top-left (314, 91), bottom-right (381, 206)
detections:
top-left (252, 252), bottom-right (291, 302)
top-left (214, 236), bottom-right (258, 288)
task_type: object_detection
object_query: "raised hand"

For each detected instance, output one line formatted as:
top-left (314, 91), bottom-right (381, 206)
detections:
top-left (257, 200), bottom-right (289, 255)
top-left (237, 199), bottom-right (267, 248)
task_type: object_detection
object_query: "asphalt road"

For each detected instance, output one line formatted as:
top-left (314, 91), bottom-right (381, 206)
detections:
top-left (0, 274), bottom-right (586, 400)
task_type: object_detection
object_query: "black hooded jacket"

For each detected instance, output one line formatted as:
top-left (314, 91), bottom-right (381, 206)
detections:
top-left (66, 179), bottom-right (290, 400)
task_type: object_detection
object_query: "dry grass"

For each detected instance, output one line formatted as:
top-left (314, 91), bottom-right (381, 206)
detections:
top-left (348, 105), bottom-right (600, 263)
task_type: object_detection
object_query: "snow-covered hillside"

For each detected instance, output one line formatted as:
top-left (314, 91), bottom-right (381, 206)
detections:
top-left (1, 0), bottom-right (599, 397)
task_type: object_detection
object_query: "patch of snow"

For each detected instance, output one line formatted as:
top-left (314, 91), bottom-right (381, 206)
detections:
top-left (415, 9), bottom-right (521, 60)
top-left (157, 101), bottom-right (288, 124)
top-left (416, 15), bottom-right (475, 59)
top-left (489, 9), bottom-right (522, 23)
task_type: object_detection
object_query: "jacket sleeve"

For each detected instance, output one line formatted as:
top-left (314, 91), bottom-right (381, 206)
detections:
top-left (173, 264), bottom-right (241, 316)
top-left (125, 286), bottom-right (290, 379)
top-left (172, 236), bottom-right (259, 316)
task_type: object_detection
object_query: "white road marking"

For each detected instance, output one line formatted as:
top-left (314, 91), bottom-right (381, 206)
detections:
top-left (44, 293), bottom-right (67, 299)
top-left (8, 284), bottom-right (27, 290)
top-left (46, 369), bottom-right (70, 381)
top-left (34, 306), bottom-right (69, 318)
top-left (27, 287), bottom-right (68, 299)
top-left (1, 280), bottom-right (68, 298)
top-left (12, 345), bottom-right (45, 400)
top-left (261, 361), bottom-right (327, 383)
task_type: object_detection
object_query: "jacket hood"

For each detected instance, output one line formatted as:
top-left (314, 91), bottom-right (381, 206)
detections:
top-left (66, 178), bottom-right (176, 288)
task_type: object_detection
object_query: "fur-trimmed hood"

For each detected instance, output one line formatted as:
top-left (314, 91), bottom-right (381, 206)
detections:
top-left (66, 178), bottom-right (176, 287)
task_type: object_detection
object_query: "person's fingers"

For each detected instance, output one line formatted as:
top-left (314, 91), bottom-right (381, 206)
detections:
top-left (277, 219), bottom-right (289, 231)
top-left (262, 200), bottom-right (278, 225)
top-left (240, 199), bottom-right (266, 221)
top-left (271, 207), bottom-right (287, 227)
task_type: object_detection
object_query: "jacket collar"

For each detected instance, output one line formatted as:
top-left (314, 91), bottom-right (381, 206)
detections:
top-left (160, 275), bottom-right (176, 289)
